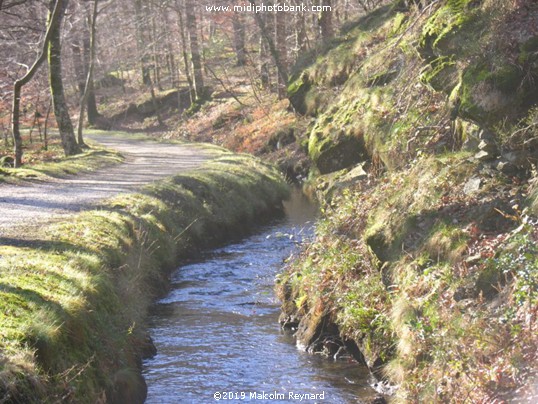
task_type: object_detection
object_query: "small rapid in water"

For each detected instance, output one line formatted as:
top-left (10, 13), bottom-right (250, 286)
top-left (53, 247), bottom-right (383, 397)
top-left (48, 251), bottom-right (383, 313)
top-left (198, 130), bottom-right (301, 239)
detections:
top-left (142, 191), bottom-right (378, 403)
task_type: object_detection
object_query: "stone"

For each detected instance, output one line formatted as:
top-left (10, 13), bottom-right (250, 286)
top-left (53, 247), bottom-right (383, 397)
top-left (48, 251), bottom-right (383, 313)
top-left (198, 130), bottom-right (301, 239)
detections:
top-left (503, 150), bottom-right (534, 169)
top-left (465, 254), bottom-right (482, 265)
top-left (341, 164), bottom-right (368, 182)
top-left (478, 139), bottom-right (498, 154)
top-left (308, 128), bottom-right (366, 174)
top-left (478, 129), bottom-right (496, 142)
top-left (463, 177), bottom-right (482, 194)
top-left (474, 150), bottom-right (496, 161)
top-left (459, 120), bottom-right (481, 151)
top-left (494, 159), bottom-right (518, 175)
top-left (462, 135), bottom-right (480, 152)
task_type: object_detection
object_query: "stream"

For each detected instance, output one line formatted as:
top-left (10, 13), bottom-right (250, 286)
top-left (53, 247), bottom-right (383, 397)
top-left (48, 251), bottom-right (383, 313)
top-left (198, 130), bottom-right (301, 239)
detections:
top-left (142, 192), bottom-right (378, 403)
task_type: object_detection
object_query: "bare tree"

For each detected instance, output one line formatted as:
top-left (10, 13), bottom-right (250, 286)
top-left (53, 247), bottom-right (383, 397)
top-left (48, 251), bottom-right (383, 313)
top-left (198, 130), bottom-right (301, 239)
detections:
top-left (185, 0), bottom-right (204, 101)
top-left (133, 0), bottom-right (151, 85)
top-left (249, 0), bottom-right (288, 93)
top-left (275, 8), bottom-right (287, 98)
top-left (232, 13), bottom-right (246, 67)
top-left (319, 0), bottom-right (333, 40)
top-left (76, 0), bottom-right (99, 146)
top-left (48, 0), bottom-right (81, 156)
top-left (11, 0), bottom-right (62, 167)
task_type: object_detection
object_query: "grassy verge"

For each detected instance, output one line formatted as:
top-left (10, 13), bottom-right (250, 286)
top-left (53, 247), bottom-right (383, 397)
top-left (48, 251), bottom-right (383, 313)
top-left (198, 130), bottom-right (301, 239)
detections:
top-left (0, 141), bottom-right (124, 184)
top-left (0, 151), bottom-right (289, 403)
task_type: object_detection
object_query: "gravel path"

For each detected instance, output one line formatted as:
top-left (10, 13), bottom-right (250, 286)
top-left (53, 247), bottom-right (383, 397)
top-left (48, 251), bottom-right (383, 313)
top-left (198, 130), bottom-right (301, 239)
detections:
top-left (0, 134), bottom-right (215, 239)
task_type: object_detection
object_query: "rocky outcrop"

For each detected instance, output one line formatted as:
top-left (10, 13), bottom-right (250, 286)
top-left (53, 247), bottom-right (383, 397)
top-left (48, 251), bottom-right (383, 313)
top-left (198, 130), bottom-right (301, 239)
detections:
top-left (279, 1), bottom-right (538, 401)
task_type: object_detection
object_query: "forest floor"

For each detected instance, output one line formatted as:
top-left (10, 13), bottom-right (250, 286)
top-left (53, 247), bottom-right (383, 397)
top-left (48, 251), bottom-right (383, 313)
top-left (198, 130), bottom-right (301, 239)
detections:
top-left (0, 132), bottom-right (218, 240)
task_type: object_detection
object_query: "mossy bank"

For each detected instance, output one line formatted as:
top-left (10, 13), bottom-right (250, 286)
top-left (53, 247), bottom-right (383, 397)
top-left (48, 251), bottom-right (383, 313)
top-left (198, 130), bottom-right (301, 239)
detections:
top-left (278, 0), bottom-right (538, 401)
top-left (0, 148), bottom-right (289, 403)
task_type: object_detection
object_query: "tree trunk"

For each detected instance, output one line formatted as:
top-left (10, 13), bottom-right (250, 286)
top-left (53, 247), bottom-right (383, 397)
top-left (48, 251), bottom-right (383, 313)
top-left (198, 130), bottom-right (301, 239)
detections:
top-left (294, 0), bottom-right (308, 57)
top-left (249, 0), bottom-right (288, 92)
top-left (72, 39), bottom-right (85, 96)
top-left (77, 0), bottom-right (99, 146)
top-left (275, 10), bottom-right (287, 99)
top-left (133, 0), bottom-right (151, 86)
top-left (48, 0), bottom-right (81, 157)
top-left (81, 5), bottom-right (99, 126)
top-left (319, 0), bottom-right (333, 40)
top-left (174, 1), bottom-right (194, 102)
top-left (232, 14), bottom-right (246, 67)
top-left (11, 0), bottom-right (63, 167)
top-left (185, 0), bottom-right (204, 101)
top-left (259, 13), bottom-right (270, 89)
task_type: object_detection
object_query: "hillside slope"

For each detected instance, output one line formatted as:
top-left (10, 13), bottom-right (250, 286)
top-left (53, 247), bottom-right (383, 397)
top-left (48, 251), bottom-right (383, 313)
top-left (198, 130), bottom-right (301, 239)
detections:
top-left (278, 1), bottom-right (538, 401)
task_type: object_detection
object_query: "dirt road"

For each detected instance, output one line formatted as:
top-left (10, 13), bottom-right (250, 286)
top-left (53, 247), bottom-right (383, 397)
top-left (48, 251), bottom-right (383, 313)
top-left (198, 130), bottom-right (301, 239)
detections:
top-left (0, 134), bottom-right (216, 238)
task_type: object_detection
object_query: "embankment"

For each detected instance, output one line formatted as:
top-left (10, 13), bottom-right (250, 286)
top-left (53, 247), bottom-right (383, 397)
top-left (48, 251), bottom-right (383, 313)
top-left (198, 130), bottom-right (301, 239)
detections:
top-left (277, 1), bottom-right (538, 401)
top-left (0, 150), bottom-right (289, 403)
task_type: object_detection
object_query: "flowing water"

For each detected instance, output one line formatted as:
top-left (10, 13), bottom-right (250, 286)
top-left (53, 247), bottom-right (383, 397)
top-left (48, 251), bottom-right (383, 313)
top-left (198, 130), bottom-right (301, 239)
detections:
top-left (142, 192), bottom-right (378, 403)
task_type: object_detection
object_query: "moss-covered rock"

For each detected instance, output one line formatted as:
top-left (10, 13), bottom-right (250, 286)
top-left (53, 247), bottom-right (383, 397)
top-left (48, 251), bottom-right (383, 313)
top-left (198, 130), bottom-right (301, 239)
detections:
top-left (456, 62), bottom-right (528, 124)
top-left (420, 56), bottom-right (458, 92)
top-left (308, 125), bottom-right (366, 174)
top-left (419, 0), bottom-right (479, 60)
top-left (288, 72), bottom-right (312, 115)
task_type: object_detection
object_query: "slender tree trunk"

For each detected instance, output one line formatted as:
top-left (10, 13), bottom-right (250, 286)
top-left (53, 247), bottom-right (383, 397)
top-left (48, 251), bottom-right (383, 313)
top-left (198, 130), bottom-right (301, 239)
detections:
top-left (174, 2), bottom-right (194, 102)
top-left (2, 122), bottom-right (9, 148)
top-left (11, 0), bottom-right (63, 167)
top-left (161, 8), bottom-right (177, 87)
top-left (77, 0), bottom-right (98, 146)
top-left (232, 14), bottom-right (246, 66)
top-left (149, 78), bottom-right (163, 126)
top-left (319, 0), bottom-right (333, 40)
top-left (249, 0), bottom-right (288, 92)
top-left (28, 93), bottom-right (40, 144)
top-left (48, 0), bottom-right (81, 156)
top-left (72, 39), bottom-right (85, 95)
top-left (150, 10), bottom-right (162, 90)
top-left (185, 0), bottom-right (204, 101)
top-left (275, 10), bottom-right (287, 98)
top-left (43, 99), bottom-right (52, 150)
top-left (81, 6), bottom-right (99, 126)
top-left (133, 0), bottom-right (151, 86)
top-left (294, 0), bottom-right (308, 57)
top-left (259, 15), bottom-right (270, 89)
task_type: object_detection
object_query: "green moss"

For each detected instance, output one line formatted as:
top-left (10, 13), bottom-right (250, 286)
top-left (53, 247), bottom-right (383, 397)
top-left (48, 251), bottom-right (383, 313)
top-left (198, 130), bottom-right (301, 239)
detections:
top-left (420, 56), bottom-right (457, 92)
top-left (457, 62), bottom-right (525, 122)
top-left (420, 0), bottom-right (477, 58)
top-left (390, 12), bottom-right (408, 37)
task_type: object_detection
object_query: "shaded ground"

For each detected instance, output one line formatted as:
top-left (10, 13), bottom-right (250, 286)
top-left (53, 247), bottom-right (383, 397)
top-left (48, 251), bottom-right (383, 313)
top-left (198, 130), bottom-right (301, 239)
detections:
top-left (0, 134), bottom-right (216, 238)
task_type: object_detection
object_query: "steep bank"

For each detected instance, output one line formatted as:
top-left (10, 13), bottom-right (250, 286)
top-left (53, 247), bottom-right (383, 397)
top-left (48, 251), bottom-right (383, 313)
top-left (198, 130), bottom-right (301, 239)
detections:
top-left (0, 149), bottom-right (289, 403)
top-left (277, 1), bottom-right (538, 401)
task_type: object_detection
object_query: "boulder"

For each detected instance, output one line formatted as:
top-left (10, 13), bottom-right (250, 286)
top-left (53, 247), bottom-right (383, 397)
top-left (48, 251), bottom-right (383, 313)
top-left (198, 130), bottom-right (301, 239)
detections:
top-left (309, 128), bottom-right (366, 174)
